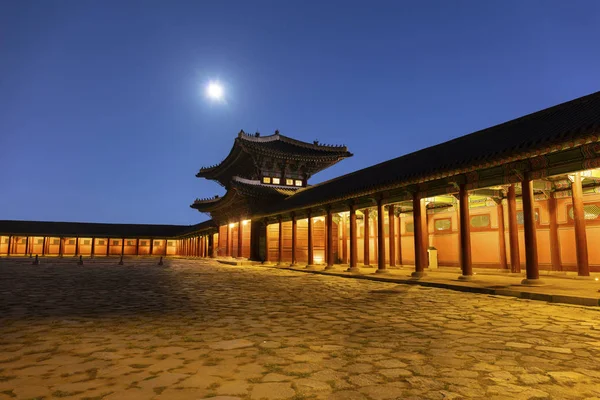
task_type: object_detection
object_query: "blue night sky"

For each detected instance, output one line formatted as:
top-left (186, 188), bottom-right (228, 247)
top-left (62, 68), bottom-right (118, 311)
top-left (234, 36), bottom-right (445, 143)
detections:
top-left (1, 1), bottom-right (599, 225)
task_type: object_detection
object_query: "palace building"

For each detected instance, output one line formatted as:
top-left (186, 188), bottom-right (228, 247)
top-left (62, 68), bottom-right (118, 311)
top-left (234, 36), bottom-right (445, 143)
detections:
top-left (2, 90), bottom-right (600, 285)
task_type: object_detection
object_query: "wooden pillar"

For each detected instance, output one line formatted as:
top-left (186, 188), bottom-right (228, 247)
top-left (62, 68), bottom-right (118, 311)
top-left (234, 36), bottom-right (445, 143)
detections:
top-left (341, 214), bottom-right (348, 264)
top-left (121, 238), bottom-right (125, 256)
top-left (522, 174), bottom-right (541, 283)
top-left (547, 195), bottom-right (561, 271)
top-left (326, 208), bottom-right (334, 269)
top-left (238, 220), bottom-right (244, 259)
top-left (25, 236), bottom-right (30, 256)
top-left (347, 205), bottom-right (358, 272)
top-left (59, 237), bottom-right (64, 257)
top-left (135, 238), bottom-right (140, 256)
top-left (458, 184), bottom-right (473, 279)
top-left (363, 209), bottom-right (370, 266)
top-left (106, 238), bottom-right (110, 256)
top-left (42, 236), bottom-right (47, 256)
top-left (507, 185), bottom-right (520, 273)
top-left (495, 200), bottom-right (508, 270)
top-left (278, 217), bottom-right (284, 265)
top-left (307, 213), bottom-right (314, 267)
top-left (6, 235), bottom-right (12, 256)
top-left (91, 237), bottom-right (95, 258)
top-left (149, 238), bottom-right (154, 256)
top-left (210, 234), bottom-right (216, 258)
top-left (412, 193), bottom-right (426, 278)
top-left (388, 204), bottom-right (396, 267)
top-left (397, 211), bottom-right (403, 265)
top-left (572, 172), bottom-right (589, 276)
top-left (226, 224), bottom-right (231, 257)
top-left (74, 237), bottom-right (79, 256)
top-left (291, 215), bottom-right (297, 265)
top-left (265, 220), bottom-right (271, 263)
top-left (377, 200), bottom-right (386, 272)
top-left (421, 201), bottom-right (429, 267)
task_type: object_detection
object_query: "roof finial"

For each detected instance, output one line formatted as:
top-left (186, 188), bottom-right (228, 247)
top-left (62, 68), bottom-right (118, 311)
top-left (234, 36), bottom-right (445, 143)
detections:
top-left (238, 129), bottom-right (245, 137)
top-left (313, 139), bottom-right (319, 145)
top-left (275, 129), bottom-right (280, 135)
top-left (255, 131), bottom-right (260, 137)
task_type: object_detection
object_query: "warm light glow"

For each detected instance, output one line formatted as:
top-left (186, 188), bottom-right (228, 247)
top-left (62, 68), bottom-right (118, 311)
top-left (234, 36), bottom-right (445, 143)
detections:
top-left (229, 223), bottom-right (235, 228)
top-left (314, 256), bottom-right (323, 264)
top-left (206, 81), bottom-right (224, 100)
top-left (295, 180), bottom-right (303, 187)
top-left (286, 179), bottom-right (294, 186)
top-left (272, 177), bottom-right (281, 185)
top-left (242, 220), bottom-right (250, 225)
top-left (263, 177), bottom-right (271, 184)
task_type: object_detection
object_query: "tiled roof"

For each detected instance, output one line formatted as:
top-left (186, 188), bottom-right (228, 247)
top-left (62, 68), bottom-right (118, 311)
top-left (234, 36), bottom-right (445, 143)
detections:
top-left (0, 220), bottom-right (215, 238)
top-left (265, 90), bottom-right (600, 214)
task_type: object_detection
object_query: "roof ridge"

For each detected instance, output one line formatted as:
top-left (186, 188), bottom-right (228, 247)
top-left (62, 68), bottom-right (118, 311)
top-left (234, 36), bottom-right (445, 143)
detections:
top-left (237, 129), bottom-right (348, 152)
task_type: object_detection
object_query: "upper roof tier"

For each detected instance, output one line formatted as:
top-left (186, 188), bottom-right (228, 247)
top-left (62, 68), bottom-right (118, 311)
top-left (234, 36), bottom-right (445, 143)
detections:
top-left (196, 130), bottom-right (353, 188)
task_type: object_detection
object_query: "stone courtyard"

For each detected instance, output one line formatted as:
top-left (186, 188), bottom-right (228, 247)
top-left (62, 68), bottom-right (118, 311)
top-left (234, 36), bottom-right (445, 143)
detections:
top-left (1, 258), bottom-right (600, 400)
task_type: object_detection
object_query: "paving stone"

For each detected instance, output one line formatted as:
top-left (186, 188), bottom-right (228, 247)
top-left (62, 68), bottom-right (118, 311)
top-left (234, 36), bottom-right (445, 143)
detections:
top-left (2, 260), bottom-right (600, 400)
top-left (250, 382), bottom-right (295, 399)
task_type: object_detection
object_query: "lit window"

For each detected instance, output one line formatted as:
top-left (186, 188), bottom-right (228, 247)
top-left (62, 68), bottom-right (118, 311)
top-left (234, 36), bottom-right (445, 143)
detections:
top-left (140, 240), bottom-right (147, 246)
top-left (262, 177), bottom-right (271, 184)
top-left (36, 239), bottom-right (44, 244)
top-left (112, 240), bottom-right (120, 246)
top-left (434, 219), bottom-right (451, 231)
top-left (272, 177), bottom-right (280, 185)
top-left (405, 222), bottom-right (414, 233)
top-left (52, 239), bottom-right (60, 245)
top-left (470, 215), bottom-right (490, 228)
top-left (568, 204), bottom-right (600, 220)
top-left (68, 239), bottom-right (75, 245)
top-left (516, 211), bottom-right (539, 225)
top-left (286, 179), bottom-right (294, 186)
top-left (98, 240), bottom-right (105, 245)
top-left (127, 240), bottom-right (135, 246)
top-left (295, 180), bottom-right (303, 186)
top-left (83, 240), bottom-right (91, 245)
top-left (168, 241), bottom-right (175, 247)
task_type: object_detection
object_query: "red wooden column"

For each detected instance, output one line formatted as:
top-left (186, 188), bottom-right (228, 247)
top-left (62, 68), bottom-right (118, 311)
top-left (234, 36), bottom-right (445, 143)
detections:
top-left (59, 237), bottom-right (64, 257)
top-left (421, 202), bottom-right (429, 267)
top-left (25, 236), bottom-right (30, 256)
top-left (149, 239), bottom-right (154, 256)
top-left (237, 220), bottom-right (244, 259)
top-left (363, 209), bottom-right (370, 266)
top-left (306, 212), bottom-right (314, 267)
top-left (6, 235), bottom-right (12, 256)
top-left (291, 214), bottom-right (297, 265)
top-left (90, 237), bottom-right (95, 258)
top-left (325, 208), bottom-right (334, 269)
top-left (135, 239), bottom-right (140, 256)
top-left (121, 238), bottom-right (125, 256)
top-left (277, 217), bottom-right (284, 265)
top-left (458, 184), bottom-right (473, 280)
top-left (42, 236), bottom-right (47, 256)
top-left (572, 172), bottom-right (590, 276)
top-left (210, 234), bottom-right (216, 258)
top-left (495, 199), bottom-right (508, 270)
top-left (347, 204), bottom-right (359, 272)
top-left (411, 192), bottom-right (426, 278)
top-left (264, 221), bottom-right (270, 263)
top-left (397, 211), bottom-right (403, 265)
top-left (341, 214), bottom-right (348, 264)
top-left (74, 237), bottom-right (79, 257)
top-left (376, 199), bottom-right (386, 273)
top-left (507, 185), bottom-right (521, 273)
top-left (388, 204), bottom-right (396, 267)
top-left (521, 174), bottom-right (541, 284)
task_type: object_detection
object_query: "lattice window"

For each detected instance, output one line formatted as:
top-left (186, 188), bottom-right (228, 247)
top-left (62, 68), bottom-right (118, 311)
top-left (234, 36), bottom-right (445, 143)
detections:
top-left (434, 219), bottom-right (452, 231)
top-left (568, 204), bottom-right (600, 221)
top-left (83, 240), bottom-right (91, 245)
top-left (97, 240), bottom-right (105, 245)
top-left (517, 211), bottom-right (540, 225)
top-left (2, 238), bottom-right (8, 244)
top-left (405, 222), bottom-right (414, 233)
top-left (112, 240), bottom-right (120, 246)
top-left (36, 239), bottom-right (44, 245)
top-left (68, 239), bottom-right (75, 245)
top-left (168, 241), bottom-right (175, 247)
top-left (470, 215), bottom-right (490, 229)
top-left (127, 240), bottom-right (135, 246)
top-left (19, 238), bottom-right (27, 244)
top-left (140, 240), bottom-right (147, 246)
top-left (52, 239), bottom-right (60, 245)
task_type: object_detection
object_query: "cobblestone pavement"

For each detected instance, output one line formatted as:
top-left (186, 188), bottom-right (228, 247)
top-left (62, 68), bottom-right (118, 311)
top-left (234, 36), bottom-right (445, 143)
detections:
top-left (1, 259), bottom-right (600, 400)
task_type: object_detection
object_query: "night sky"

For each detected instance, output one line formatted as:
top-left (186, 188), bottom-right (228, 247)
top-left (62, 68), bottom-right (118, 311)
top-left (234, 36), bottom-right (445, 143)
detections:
top-left (1, 1), bottom-right (599, 225)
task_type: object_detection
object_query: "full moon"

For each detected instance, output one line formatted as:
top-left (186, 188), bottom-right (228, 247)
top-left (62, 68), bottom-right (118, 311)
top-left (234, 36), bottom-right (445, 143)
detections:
top-left (206, 81), bottom-right (224, 100)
